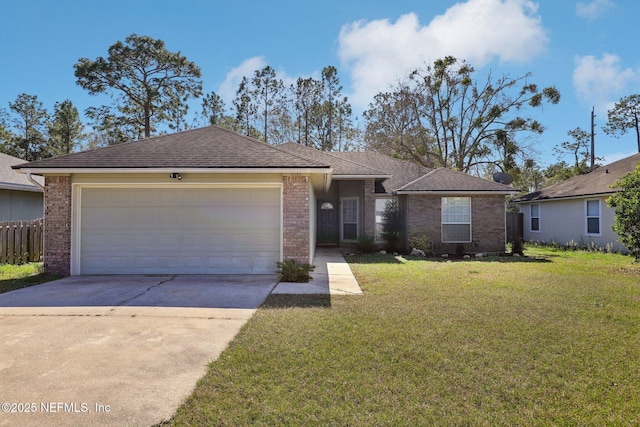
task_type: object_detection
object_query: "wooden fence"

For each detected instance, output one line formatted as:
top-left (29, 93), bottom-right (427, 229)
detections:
top-left (0, 218), bottom-right (44, 265)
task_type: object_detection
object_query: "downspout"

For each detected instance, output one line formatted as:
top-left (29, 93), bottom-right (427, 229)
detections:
top-left (26, 173), bottom-right (45, 191)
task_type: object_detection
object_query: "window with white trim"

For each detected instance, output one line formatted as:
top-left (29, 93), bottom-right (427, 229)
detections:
top-left (441, 197), bottom-right (471, 243)
top-left (530, 203), bottom-right (540, 232)
top-left (375, 198), bottom-right (395, 241)
top-left (586, 199), bottom-right (600, 235)
top-left (341, 197), bottom-right (359, 241)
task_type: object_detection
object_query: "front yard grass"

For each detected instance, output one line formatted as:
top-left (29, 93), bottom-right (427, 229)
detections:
top-left (0, 263), bottom-right (58, 294)
top-left (166, 247), bottom-right (640, 426)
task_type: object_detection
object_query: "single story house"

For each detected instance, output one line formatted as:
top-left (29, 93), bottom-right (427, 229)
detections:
top-left (13, 126), bottom-right (516, 276)
top-left (513, 153), bottom-right (640, 252)
top-left (1, 152), bottom-right (44, 221)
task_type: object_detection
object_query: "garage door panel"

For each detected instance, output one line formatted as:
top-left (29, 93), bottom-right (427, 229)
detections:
top-left (80, 187), bottom-right (281, 274)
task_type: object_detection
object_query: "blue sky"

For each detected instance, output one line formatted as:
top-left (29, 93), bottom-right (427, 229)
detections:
top-left (1, 0), bottom-right (638, 167)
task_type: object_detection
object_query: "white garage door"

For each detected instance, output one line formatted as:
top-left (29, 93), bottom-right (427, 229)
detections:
top-left (79, 187), bottom-right (281, 274)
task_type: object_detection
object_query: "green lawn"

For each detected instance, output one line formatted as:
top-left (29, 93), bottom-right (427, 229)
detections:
top-left (0, 263), bottom-right (59, 294)
top-left (164, 247), bottom-right (638, 426)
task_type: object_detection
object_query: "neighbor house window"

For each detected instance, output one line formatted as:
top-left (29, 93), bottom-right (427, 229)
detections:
top-left (375, 198), bottom-right (395, 241)
top-left (530, 204), bottom-right (540, 232)
top-left (586, 199), bottom-right (600, 235)
top-left (441, 197), bottom-right (471, 242)
top-left (341, 197), bottom-right (359, 241)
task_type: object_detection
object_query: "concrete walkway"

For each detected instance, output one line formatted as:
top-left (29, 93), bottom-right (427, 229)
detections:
top-left (271, 247), bottom-right (363, 295)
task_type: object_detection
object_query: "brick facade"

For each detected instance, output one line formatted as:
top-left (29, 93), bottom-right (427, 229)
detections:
top-left (282, 175), bottom-right (311, 264)
top-left (407, 194), bottom-right (507, 254)
top-left (363, 179), bottom-right (375, 237)
top-left (39, 171), bottom-right (506, 275)
top-left (44, 175), bottom-right (72, 276)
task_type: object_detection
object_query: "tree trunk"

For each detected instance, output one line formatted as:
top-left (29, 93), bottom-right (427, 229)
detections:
top-left (144, 102), bottom-right (151, 139)
top-left (635, 114), bottom-right (639, 153)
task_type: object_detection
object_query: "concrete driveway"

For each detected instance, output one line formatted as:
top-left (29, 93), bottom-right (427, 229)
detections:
top-left (0, 275), bottom-right (278, 427)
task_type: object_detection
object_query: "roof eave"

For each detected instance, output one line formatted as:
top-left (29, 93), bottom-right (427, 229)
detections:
top-left (513, 191), bottom-right (617, 203)
top-left (332, 174), bottom-right (392, 179)
top-left (15, 167), bottom-right (333, 175)
top-left (0, 182), bottom-right (43, 192)
top-left (396, 190), bottom-right (517, 195)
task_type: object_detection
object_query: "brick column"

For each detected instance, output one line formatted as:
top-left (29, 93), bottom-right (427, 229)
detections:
top-left (44, 176), bottom-right (71, 276)
top-left (363, 179), bottom-right (375, 237)
top-left (282, 175), bottom-right (310, 264)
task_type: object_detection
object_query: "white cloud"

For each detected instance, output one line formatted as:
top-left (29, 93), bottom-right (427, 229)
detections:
top-left (572, 53), bottom-right (638, 113)
top-left (218, 56), bottom-right (267, 104)
top-left (428, 0), bottom-right (547, 64)
top-left (576, 0), bottom-right (614, 21)
top-left (338, 0), bottom-right (549, 107)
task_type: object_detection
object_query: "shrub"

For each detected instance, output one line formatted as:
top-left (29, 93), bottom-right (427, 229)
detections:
top-left (381, 199), bottom-right (403, 252)
top-left (510, 237), bottom-right (524, 256)
top-left (356, 235), bottom-right (376, 254)
top-left (608, 164), bottom-right (640, 262)
top-left (276, 259), bottom-right (315, 283)
top-left (409, 234), bottom-right (433, 255)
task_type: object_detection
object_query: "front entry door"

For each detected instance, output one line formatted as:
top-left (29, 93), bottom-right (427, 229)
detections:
top-left (317, 201), bottom-right (338, 245)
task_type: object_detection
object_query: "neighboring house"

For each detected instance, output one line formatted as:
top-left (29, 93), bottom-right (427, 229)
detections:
top-left (13, 126), bottom-right (516, 277)
top-left (0, 152), bottom-right (44, 221)
top-left (514, 153), bottom-right (640, 253)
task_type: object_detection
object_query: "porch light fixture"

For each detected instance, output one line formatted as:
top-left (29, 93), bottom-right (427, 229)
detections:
top-left (169, 172), bottom-right (182, 180)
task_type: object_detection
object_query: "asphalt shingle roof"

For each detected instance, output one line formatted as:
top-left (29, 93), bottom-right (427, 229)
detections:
top-left (397, 168), bottom-right (517, 193)
top-left (13, 126), bottom-right (328, 170)
top-left (514, 153), bottom-right (640, 202)
top-left (329, 151), bottom-right (432, 192)
top-left (277, 143), bottom-right (388, 176)
top-left (11, 124), bottom-right (520, 194)
top-left (281, 145), bottom-right (515, 193)
top-left (1, 152), bottom-right (43, 191)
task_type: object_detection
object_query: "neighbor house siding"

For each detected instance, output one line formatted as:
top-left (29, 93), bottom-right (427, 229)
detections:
top-left (0, 189), bottom-right (43, 221)
top-left (44, 175), bottom-right (71, 276)
top-left (519, 197), bottom-right (626, 252)
top-left (282, 175), bottom-right (311, 264)
top-left (407, 194), bottom-right (506, 254)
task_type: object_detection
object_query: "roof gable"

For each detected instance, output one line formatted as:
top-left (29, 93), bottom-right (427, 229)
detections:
top-left (397, 168), bottom-right (517, 193)
top-left (329, 152), bottom-right (431, 191)
top-left (13, 126), bottom-right (328, 171)
top-left (515, 153), bottom-right (640, 202)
